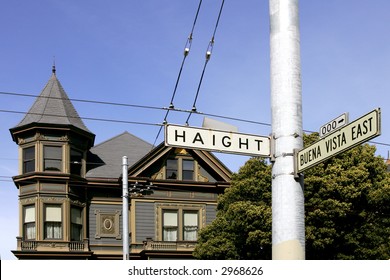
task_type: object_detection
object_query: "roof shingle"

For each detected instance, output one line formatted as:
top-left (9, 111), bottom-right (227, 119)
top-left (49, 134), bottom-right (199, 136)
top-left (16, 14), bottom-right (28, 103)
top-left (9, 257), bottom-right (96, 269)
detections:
top-left (13, 72), bottom-right (92, 133)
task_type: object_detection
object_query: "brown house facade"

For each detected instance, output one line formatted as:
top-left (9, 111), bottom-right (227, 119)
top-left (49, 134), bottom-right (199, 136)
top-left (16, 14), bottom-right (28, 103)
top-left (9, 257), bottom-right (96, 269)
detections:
top-left (9, 68), bottom-right (231, 259)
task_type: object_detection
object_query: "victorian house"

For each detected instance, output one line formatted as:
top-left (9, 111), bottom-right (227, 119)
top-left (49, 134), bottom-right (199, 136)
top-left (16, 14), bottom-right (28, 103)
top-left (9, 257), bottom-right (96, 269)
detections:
top-left (9, 68), bottom-right (231, 259)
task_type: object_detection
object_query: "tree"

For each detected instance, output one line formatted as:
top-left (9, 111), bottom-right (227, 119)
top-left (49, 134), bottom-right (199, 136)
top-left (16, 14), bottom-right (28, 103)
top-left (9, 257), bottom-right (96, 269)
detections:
top-left (304, 133), bottom-right (390, 259)
top-left (193, 158), bottom-right (272, 259)
top-left (194, 134), bottom-right (390, 259)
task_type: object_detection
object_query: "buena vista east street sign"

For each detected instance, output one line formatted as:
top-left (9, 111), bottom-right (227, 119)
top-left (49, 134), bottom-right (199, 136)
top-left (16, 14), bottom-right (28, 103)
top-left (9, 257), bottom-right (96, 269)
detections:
top-left (165, 124), bottom-right (271, 157)
top-left (296, 108), bottom-right (381, 173)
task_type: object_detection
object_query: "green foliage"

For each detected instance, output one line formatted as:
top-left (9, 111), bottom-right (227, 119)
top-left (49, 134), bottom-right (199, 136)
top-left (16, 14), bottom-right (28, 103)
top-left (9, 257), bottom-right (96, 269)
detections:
top-left (193, 158), bottom-right (272, 259)
top-left (304, 134), bottom-right (390, 259)
top-left (194, 133), bottom-right (390, 260)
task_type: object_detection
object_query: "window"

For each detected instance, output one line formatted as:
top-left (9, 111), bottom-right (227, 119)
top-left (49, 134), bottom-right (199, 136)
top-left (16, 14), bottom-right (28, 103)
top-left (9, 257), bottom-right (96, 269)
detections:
top-left (44, 205), bottom-right (62, 239)
top-left (166, 158), bottom-right (195, 180)
top-left (163, 210), bottom-right (178, 241)
top-left (158, 206), bottom-right (201, 242)
top-left (183, 211), bottom-right (198, 241)
top-left (70, 149), bottom-right (83, 176)
top-left (166, 159), bottom-right (178, 179)
top-left (44, 146), bottom-right (62, 171)
top-left (71, 207), bottom-right (83, 241)
top-left (23, 205), bottom-right (36, 240)
top-left (23, 146), bottom-right (35, 173)
top-left (182, 160), bottom-right (194, 180)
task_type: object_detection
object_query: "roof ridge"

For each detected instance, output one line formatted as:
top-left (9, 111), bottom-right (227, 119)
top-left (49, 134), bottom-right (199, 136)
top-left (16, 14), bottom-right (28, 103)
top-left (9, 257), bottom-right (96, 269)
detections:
top-left (91, 131), bottom-right (152, 149)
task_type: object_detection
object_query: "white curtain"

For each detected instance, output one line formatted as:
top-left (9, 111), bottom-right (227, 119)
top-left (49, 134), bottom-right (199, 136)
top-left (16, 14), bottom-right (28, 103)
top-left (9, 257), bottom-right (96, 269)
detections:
top-left (184, 212), bottom-right (198, 241)
top-left (163, 211), bottom-right (178, 241)
top-left (45, 205), bottom-right (62, 239)
top-left (24, 205), bottom-right (36, 239)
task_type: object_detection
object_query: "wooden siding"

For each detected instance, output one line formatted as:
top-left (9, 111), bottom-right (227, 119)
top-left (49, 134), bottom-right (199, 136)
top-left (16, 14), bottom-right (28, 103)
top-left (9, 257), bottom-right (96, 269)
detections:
top-left (206, 204), bottom-right (216, 225)
top-left (135, 201), bottom-right (155, 243)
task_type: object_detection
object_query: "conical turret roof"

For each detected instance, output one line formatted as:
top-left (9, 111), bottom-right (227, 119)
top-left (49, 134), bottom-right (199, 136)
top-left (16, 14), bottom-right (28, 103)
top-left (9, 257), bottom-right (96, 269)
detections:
top-left (14, 67), bottom-right (92, 134)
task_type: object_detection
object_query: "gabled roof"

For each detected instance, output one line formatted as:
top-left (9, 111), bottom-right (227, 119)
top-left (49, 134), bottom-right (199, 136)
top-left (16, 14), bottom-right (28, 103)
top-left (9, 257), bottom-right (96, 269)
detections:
top-left (86, 131), bottom-right (153, 178)
top-left (12, 68), bottom-right (92, 134)
top-left (128, 143), bottom-right (232, 183)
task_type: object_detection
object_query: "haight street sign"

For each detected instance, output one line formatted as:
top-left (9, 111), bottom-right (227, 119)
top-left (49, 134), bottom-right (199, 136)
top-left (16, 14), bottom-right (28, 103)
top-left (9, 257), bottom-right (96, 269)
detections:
top-left (296, 108), bottom-right (381, 173)
top-left (165, 124), bottom-right (271, 157)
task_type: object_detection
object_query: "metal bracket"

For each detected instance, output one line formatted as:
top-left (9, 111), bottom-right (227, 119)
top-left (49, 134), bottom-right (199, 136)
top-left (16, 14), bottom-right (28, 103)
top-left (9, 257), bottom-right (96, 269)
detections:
top-left (293, 148), bottom-right (301, 180)
top-left (270, 133), bottom-right (276, 162)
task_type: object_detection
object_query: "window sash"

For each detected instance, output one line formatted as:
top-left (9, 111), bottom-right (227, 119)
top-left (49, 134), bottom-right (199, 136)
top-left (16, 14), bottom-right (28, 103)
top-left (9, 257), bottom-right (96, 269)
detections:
top-left (163, 211), bottom-right (178, 241)
top-left (71, 224), bottom-right (82, 241)
top-left (70, 149), bottom-right (83, 175)
top-left (45, 205), bottom-right (62, 222)
top-left (23, 147), bottom-right (35, 173)
top-left (24, 222), bottom-right (36, 240)
top-left (71, 207), bottom-right (82, 224)
top-left (166, 159), bottom-right (178, 179)
top-left (24, 205), bottom-right (35, 223)
top-left (183, 211), bottom-right (198, 241)
top-left (45, 222), bottom-right (62, 239)
top-left (163, 211), bottom-right (178, 226)
top-left (44, 146), bottom-right (62, 171)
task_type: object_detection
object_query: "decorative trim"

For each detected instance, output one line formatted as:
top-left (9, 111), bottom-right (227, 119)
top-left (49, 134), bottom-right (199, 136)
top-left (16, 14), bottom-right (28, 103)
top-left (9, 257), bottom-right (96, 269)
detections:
top-left (94, 210), bottom-right (122, 240)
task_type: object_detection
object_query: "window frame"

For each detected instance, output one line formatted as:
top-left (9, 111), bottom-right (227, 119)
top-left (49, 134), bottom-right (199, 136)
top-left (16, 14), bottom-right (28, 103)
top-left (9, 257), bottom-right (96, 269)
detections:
top-left (157, 204), bottom-right (204, 242)
top-left (44, 204), bottom-right (63, 240)
top-left (23, 204), bottom-right (36, 240)
top-left (43, 145), bottom-right (63, 172)
top-left (70, 206), bottom-right (83, 241)
top-left (162, 210), bottom-right (179, 242)
top-left (22, 146), bottom-right (35, 173)
top-left (70, 148), bottom-right (83, 176)
top-left (165, 157), bottom-right (195, 181)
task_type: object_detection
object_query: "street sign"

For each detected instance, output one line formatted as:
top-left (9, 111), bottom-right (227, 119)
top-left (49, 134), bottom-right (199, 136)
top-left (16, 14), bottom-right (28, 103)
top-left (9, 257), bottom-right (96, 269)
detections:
top-left (296, 108), bottom-right (381, 173)
top-left (165, 124), bottom-right (271, 157)
top-left (319, 112), bottom-right (349, 138)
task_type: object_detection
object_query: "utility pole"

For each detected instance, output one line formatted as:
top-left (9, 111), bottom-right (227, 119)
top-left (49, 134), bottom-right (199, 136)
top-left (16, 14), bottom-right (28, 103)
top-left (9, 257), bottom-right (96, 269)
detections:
top-left (269, 0), bottom-right (305, 259)
top-left (122, 156), bottom-right (129, 260)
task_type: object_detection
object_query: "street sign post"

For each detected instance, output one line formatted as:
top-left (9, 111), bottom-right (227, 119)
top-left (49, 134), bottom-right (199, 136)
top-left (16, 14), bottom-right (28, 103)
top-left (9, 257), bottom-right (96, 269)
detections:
top-left (165, 124), bottom-right (271, 157)
top-left (296, 108), bottom-right (381, 173)
top-left (319, 112), bottom-right (349, 138)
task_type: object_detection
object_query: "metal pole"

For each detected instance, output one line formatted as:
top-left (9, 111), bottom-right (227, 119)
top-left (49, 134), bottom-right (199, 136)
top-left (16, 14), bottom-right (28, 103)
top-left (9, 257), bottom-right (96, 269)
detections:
top-left (122, 156), bottom-right (129, 260)
top-left (269, 0), bottom-right (305, 259)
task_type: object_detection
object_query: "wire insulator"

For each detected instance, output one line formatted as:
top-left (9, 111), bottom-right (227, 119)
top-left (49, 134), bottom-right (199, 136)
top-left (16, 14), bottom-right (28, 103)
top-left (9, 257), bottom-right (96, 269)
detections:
top-left (184, 47), bottom-right (190, 56)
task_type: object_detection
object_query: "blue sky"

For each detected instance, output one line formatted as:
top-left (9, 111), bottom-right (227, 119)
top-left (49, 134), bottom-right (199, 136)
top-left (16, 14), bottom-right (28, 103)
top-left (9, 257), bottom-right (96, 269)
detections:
top-left (1, 0), bottom-right (389, 260)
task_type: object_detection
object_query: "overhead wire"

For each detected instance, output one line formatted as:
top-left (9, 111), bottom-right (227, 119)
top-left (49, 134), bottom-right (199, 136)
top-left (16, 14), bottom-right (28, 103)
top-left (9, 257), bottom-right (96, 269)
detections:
top-left (151, 0), bottom-right (204, 148)
top-left (1, 93), bottom-right (390, 148)
top-left (185, 0), bottom-right (225, 125)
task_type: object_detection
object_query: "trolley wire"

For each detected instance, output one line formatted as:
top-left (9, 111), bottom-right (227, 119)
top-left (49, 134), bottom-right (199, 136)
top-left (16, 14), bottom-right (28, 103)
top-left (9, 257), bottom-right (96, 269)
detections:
top-left (185, 0), bottom-right (225, 125)
top-left (151, 0), bottom-right (204, 148)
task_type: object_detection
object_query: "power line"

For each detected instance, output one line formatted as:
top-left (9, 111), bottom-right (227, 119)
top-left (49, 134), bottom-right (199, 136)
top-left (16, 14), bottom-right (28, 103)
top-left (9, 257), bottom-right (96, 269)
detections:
top-left (152, 0), bottom-right (204, 148)
top-left (185, 0), bottom-right (226, 125)
top-left (0, 91), bottom-right (162, 111)
top-left (0, 109), bottom-right (162, 127)
top-left (1, 91), bottom-right (390, 148)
